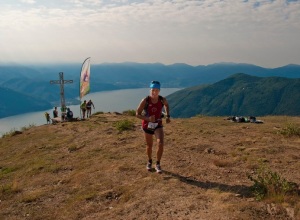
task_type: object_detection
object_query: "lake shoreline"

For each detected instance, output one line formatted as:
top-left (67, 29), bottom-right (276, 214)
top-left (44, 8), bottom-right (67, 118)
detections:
top-left (0, 88), bottom-right (181, 135)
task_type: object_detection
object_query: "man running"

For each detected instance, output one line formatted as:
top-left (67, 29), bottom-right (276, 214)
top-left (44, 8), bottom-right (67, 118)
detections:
top-left (136, 81), bottom-right (171, 173)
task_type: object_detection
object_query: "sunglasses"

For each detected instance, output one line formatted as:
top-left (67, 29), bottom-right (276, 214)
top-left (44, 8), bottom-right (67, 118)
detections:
top-left (151, 81), bottom-right (160, 85)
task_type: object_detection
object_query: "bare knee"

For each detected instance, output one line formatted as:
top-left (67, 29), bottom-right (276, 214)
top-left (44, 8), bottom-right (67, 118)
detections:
top-left (157, 139), bottom-right (164, 146)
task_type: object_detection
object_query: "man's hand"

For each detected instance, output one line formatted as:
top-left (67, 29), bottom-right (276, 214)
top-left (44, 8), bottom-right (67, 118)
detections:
top-left (166, 117), bottom-right (171, 124)
top-left (148, 115), bottom-right (155, 122)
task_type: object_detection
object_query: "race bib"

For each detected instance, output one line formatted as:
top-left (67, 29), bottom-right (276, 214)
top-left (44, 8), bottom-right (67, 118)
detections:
top-left (148, 122), bottom-right (158, 130)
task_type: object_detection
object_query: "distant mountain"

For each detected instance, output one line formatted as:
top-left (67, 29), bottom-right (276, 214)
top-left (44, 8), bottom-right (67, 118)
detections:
top-left (1, 62), bottom-right (300, 118)
top-left (167, 73), bottom-right (300, 118)
top-left (1, 62), bottom-right (300, 96)
top-left (270, 64), bottom-right (300, 78)
top-left (0, 87), bottom-right (52, 118)
top-left (0, 65), bottom-right (43, 79)
top-left (74, 62), bottom-right (300, 88)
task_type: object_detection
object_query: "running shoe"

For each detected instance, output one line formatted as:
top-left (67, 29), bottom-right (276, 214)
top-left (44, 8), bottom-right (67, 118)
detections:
top-left (146, 162), bottom-right (152, 171)
top-left (155, 164), bottom-right (162, 173)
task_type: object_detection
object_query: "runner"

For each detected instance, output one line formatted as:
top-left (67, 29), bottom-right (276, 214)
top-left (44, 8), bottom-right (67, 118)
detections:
top-left (136, 81), bottom-right (171, 173)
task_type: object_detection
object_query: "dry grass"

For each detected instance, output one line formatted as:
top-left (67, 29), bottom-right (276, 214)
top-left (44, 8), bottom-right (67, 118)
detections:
top-left (0, 113), bottom-right (299, 219)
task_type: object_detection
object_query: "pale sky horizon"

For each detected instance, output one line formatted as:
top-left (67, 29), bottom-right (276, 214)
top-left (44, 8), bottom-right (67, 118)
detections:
top-left (0, 0), bottom-right (299, 68)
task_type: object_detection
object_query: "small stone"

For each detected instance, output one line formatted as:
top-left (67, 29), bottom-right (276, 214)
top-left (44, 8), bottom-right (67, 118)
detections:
top-left (204, 148), bottom-right (215, 154)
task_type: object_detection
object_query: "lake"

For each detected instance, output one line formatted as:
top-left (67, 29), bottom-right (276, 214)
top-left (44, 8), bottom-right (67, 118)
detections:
top-left (0, 88), bottom-right (181, 135)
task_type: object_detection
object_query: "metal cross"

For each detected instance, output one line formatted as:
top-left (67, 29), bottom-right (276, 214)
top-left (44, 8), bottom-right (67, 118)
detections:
top-left (50, 72), bottom-right (73, 113)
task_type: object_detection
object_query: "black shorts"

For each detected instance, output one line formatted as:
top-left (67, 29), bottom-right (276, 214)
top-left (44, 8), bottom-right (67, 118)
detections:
top-left (143, 125), bottom-right (163, 135)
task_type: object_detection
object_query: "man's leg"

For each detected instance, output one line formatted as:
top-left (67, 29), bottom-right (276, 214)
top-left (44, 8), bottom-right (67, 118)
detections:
top-left (144, 132), bottom-right (153, 171)
top-left (154, 127), bottom-right (164, 162)
top-left (144, 132), bottom-right (153, 160)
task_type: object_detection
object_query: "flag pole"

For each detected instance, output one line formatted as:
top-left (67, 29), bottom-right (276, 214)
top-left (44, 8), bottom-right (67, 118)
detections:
top-left (79, 57), bottom-right (91, 119)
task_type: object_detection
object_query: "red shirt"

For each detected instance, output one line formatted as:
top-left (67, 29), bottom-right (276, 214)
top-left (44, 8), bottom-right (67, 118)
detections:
top-left (142, 97), bottom-right (163, 129)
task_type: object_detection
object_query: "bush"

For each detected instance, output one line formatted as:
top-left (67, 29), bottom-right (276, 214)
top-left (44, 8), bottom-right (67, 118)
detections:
top-left (279, 123), bottom-right (300, 137)
top-left (248, 164), bottom-right (298, 202)
top-left (21, 123), bottom-right (35, 131)
top-left (114, 120), bottom-right (134, 132)
top-left (122, 109), bottom-right (136, 116)
top-left (1, 129), bottom-right (17, 138)
top-left (1, 124), bottom-right (36, 138)
top-left (93, 111), bottom-right (104, 115)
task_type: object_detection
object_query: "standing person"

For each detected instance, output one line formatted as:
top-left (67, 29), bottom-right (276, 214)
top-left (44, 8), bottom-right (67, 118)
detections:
top-left (136, 81), bottom-right (171, 173)
top-left (53, 107), bottom-right (58, 118)
top-left (44, 112), bottom-right (51, 124)
top-left (81, 100), bottom-right (87, 119)
top-left (86, 99), bottom-right (95, 118)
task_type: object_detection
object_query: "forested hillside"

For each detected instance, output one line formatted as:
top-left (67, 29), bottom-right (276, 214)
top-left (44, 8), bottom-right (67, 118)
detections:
top-left (0, 87), bottom-right (52, 118)
top-left (168, 73), bottom-right (300, 117)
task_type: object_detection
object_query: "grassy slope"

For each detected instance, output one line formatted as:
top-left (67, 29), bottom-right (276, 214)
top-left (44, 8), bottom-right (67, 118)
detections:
top-left (0, 114), bottom-right (299, 219)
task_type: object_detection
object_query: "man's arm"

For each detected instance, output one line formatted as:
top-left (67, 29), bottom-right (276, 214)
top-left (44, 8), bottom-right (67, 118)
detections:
top-left (163, 97), bottom-right (171, 123)
top-left (136, 98), bottom-right (155, 122)
top-left (136, 98), bottom-right (147, 120)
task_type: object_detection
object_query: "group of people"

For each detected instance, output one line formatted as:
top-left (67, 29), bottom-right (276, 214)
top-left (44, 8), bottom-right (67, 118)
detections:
top-left (54, 106), bottom-right (74, 121)
top-left (45, 106), bottom-right (75, 123)
top-left (44, 107), bottom-right (58, 124)
top-left (44, 100), bottom-right (95, 124)
top-left (80, 99), bottom-right (95, 119)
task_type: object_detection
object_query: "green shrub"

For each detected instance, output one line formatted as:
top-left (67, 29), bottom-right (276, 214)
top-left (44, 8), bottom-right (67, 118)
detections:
top-left (1, 129), bottom-right (17, 138)
top-left (1, 124), bottom-right (36, 138)
top-left (68, 145), bottom-right (79, 153)
top-left (279, 123), bottom-right (300, 137)
top-left (94, 111), bottom-right (104, 115)
top-left (248, 164), bottom-right (297, 202)
top-left (0, 167), bottom-right (18, 179)
top-left (114, 120), bottom-right (134, 132)
top-left (21, 123), bottom-right (35, 131)
top-left (122, 109), bottom-right (136, 116)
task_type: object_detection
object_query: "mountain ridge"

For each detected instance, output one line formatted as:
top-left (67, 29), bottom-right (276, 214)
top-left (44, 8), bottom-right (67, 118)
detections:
top-left (1, 62), bottom-right (300, 118)
top-left (168, 73), bottom-right (300, 118)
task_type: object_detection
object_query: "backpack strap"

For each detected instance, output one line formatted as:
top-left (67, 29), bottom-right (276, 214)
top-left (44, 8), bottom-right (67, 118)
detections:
top-left (143, 96), bottom-right (150, 114)
top-left (159, 95), bottom-right (164, 105)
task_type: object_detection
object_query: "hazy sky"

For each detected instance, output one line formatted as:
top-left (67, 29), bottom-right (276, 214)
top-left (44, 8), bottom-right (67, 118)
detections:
top-left (0, 0), bottom-right (299, 67)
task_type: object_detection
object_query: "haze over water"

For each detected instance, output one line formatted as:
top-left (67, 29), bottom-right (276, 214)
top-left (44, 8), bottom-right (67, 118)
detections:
top-left (0, 88), bottom-right (181, 135)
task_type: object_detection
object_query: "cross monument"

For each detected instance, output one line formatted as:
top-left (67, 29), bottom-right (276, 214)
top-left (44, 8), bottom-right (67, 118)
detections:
top-left (50, 72), bottom-right (73, 118)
